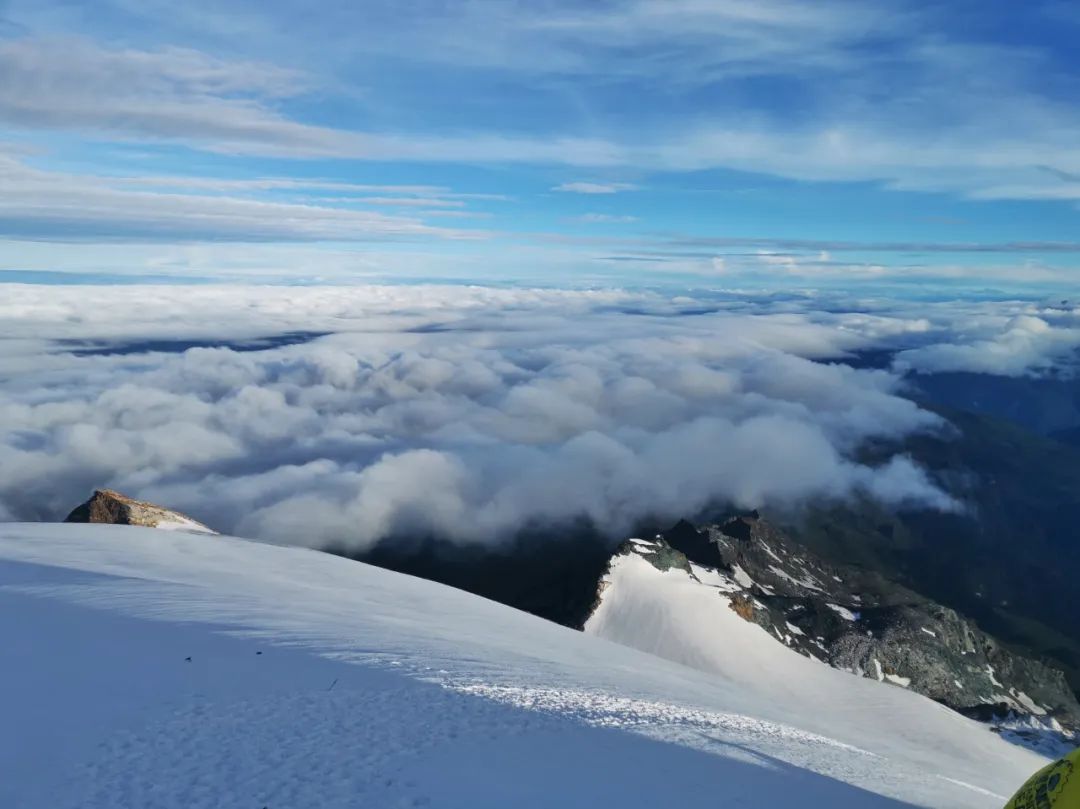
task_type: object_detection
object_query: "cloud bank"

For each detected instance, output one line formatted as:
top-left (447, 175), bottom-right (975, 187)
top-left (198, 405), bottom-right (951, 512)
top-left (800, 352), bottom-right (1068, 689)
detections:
top-left (894, 307), bottom-right (1080, 378)
top-left (0, 284), bottom-right (968, 550)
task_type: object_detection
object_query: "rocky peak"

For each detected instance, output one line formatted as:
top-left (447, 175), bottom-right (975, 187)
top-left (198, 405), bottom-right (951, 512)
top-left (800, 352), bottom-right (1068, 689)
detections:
top-left (594, 514), bottom-right (1080, 754)
top-left (717, 510), bottom-right (759, 542)
top-left (614, 537), bottom-right (694, 575)
top-left (64, 489), bottom-right (216, 534)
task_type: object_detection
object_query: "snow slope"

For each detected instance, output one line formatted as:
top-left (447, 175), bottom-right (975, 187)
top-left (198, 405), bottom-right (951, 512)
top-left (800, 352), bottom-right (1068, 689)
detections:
top-left (0, 524), bottom-right (1045, 808)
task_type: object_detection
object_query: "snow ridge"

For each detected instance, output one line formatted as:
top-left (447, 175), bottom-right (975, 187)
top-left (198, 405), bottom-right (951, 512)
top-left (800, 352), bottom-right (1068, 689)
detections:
top-left (0, 523), bottom-right (1049, 808)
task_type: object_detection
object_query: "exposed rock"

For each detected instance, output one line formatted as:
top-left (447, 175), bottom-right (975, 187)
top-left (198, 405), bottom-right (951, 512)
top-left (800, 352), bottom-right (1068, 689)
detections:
top-left (729, 593), bottom-right (756, 622)
top-left (595, 512), bottom-right (1080, 747)
top-left (64, 489), bottom-right (216, 534)
top-left (617, 536), bottom-right (694, 575)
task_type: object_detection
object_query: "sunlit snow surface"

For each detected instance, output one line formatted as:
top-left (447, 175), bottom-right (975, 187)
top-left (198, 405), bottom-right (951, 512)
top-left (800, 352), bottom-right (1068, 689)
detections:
top-left (0, 524), bottom-right (1047, 808)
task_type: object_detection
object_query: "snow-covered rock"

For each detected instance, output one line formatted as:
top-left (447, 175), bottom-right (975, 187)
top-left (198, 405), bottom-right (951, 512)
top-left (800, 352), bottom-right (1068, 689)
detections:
top-left (586, 515), bottom-right (1080, 747)
top-left (0, 522), bottom-right (1051, 808)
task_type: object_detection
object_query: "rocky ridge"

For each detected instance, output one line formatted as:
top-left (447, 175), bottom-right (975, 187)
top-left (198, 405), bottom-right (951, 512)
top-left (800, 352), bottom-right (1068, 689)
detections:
top-left (594, 512), bottom-right (1079, 754)
top-left (64, 489), bottom-right (216, 534)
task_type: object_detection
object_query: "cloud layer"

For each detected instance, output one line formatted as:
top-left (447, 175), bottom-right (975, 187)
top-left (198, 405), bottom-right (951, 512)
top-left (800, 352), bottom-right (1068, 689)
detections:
top-left (895, 310), bottom-right (1080, 377)
top-left (0, 284), bottom-right (966, 550)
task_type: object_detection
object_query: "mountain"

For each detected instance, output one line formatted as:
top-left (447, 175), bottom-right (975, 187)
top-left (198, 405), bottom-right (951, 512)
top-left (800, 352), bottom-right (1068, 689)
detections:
top-left (0, 522), bottom-right (1052, 808)
top-left (64, 488), bottom-right (216, 534)
top-left (353, 394), bottom-right (1080, 707)
top-left (584, 513), bottom-right (1079, 756)
top-left (793, 405), bottom-right (1080, 695)
top-left (355, 523), bottom-right (616, 629)
top-left (908, 371), bottom-right (1080, 439)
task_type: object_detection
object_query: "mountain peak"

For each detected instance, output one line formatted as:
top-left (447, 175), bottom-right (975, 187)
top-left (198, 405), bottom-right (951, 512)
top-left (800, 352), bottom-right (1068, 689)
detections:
top-left (64, 489), bottom-right (216, 534)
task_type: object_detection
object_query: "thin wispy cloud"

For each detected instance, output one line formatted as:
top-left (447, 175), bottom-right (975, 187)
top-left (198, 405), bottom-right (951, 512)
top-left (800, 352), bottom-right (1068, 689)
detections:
top-left (0, 155), bottom-right (484, 243)
top-left (554, 182), bottom-right (639, 194)
top-left (0, 37), bottom-right (353, 156)
top-left (0, 1), bottom-right (1076, 285)
top-left (573, 213), bottom-right (639, 224)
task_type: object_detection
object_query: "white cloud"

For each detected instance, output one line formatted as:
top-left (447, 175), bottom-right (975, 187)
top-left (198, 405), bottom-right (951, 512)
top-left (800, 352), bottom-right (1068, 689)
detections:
top-left (0, 37), bottom-right (357, 156)
top-left (573, 213), bottom-right (639, 223)
top-left (0, 284), bottom-right (955, 548)
top-left (894, 311), bottom-right (1080, 377)
top-left (113, 177), bottom-right (452, 195)
top-left (554, 182), bottom-right (640, 194)
top-left (3, 20), bottom-right (1080, 203)
top-left (0, 155), bottom-right (482, 243)
top-left (0, 36), bottom-right (628, 162)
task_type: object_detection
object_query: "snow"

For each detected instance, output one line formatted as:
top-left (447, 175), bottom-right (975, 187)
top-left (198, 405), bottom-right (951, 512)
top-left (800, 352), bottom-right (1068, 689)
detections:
top-left (826, 602), bottom-right (860, 621)
top-left (759, 541), bottom-right (785, 564)
top-left (584, 552), bottom-right (1049, 806)
top-left (0, 524), bottom-right (1049, 809)
top-left (766, 563), bottom-right (823, 592)
top-left (688, 562), bottom-right (740, 593)
top-left (731, 562), bottom-right (755, 589)
top-left (152, 516), bottom-right (216, 534)
top-left (1010, 690), bottom-right (1047, 716)
top-left (921, 627), bottom-right (937, 638)
top-left (885, 674), bottom-right (912, 688)
top-left (994, 714), bottom-right (1078, 759)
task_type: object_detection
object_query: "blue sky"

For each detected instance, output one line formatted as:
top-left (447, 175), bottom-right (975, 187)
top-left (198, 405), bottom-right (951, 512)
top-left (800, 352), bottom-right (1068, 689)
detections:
top-left (2, 0), bottom-right (1080, 290)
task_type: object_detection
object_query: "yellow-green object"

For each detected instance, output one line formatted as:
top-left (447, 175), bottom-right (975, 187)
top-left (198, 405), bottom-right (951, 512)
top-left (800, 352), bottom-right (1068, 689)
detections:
top-left (1004, 748), bottom-right (1080, 808)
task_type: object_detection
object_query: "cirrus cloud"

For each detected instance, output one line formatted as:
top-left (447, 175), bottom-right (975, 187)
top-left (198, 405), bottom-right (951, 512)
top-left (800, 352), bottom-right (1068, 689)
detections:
top-left (554, 182), bottom-right (640, 195)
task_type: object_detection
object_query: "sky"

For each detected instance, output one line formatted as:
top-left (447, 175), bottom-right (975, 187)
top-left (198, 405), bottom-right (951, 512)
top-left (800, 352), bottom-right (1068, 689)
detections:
top-left (2, 0), bottom-right (1080, 290)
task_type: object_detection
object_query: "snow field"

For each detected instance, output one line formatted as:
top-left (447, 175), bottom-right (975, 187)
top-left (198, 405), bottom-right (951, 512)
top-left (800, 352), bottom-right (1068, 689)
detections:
top-left (0, 524), bottom-right (1048, 808)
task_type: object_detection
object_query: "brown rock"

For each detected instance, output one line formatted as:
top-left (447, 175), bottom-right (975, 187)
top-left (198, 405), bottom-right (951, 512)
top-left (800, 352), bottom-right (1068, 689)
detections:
top-left (64, 489), bottom-right (215, 533)
top-left (729, 593), bottom-right (756, 622)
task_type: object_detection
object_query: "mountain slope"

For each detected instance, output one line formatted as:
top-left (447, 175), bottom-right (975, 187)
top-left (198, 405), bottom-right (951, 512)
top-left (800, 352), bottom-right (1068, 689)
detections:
top-left (0, 523), bottom-right (1051, 808)
top-left (795, 406), bottom-right (1080, 694)
top-left (585, 528), bottom-right (1077, 756)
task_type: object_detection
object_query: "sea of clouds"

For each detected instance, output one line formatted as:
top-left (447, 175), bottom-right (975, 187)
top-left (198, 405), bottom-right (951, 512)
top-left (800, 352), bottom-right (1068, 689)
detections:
top-left (2, 283), bottom-right (1079, 550)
